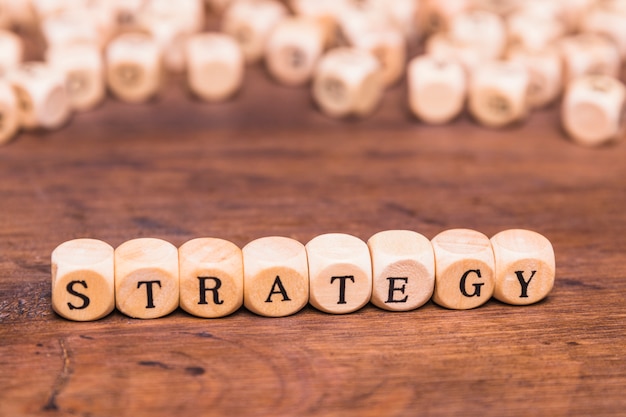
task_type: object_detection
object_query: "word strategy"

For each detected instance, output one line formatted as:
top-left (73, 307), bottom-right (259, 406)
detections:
top-left (51, 229), bottom-right (556, 321)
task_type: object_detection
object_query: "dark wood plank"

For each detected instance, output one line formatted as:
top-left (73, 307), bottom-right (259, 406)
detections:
top-left (1, 65), bottom-right (626, 417)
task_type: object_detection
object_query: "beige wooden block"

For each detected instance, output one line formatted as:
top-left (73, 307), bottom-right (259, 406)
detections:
top-left (0, 80), bottom-right (19, 145)
top-left (106, 32), bottom-right (162, 103)
top-left (290, 0), bottom-right (347, 47)
top-left (306, 233), bottom-right (372, 314)
top-left (581, 5), bottom-right (626, 59)
top-left (137, 0), bottom-right (205, 72)
top-left (506, 12), bottom-right (564, 52)
top-left (185, 32), bottom-right (244, 102)
top-left (448, 10), bottom-right (506, 60)
top-left (265, 16), bottom-right (325, 87)
top-left (351, 27), bottom-right (406, 87)
top-left (491, 229), bottom-right (555, 305)
top-left (312, 47), bottom-right (383, 118)
top-left (420, 0), bottom-right (470, 34)
top-left (555, 0), bottom-right (594, 32)
top-left (471, 0), bottom-right (520, 16)
top-left (46, 43), bottom-right (105, 112)
top-left (506, 45), bottom-right (562, 109)
top-left (561, 74), bottom-right (626, 147)
top-left (222, 0), bottom-right (287, 63)
top-left (30, 0), bottom-right (72, 19)
top-left (115, 238), bottom-right (179, 319)
top-left (431, 229), bottom-right (495, 310)
top-left (468, 60), bottom-right (529, 128)
top-left (7, 62), bottom-right (71, 130)
top-left (111, 0), bottom-right (146, 32)
top-left (338, 6), bottom-right (391, 46)
top-left (0, 30), bottom-right (23, 77)
top-left (368, 230), bottom-right (435, 312)
top-left (40, 10), bottom-right (102, 49)
top-left (51, 238), bottom-right (115, 321)
top-left (242, 236), bottom-right (309, 317)
top-left (425, 32), bottom-right (482, 75)
top-left (179, 238), bottom-right (243, 318)
top-left (559, 34), bottom-right (620, 85)
top-left (407, 55), bottom-right (466, 124)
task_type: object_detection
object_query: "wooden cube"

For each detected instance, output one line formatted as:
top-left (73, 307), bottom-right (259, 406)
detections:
top-left (185, 32), bottom-right (244, 102)
top-left (506, 11), bottom-right (565, 52)
top-left (40, 10), bottom-right (102, 49)
top-left (115, 238), bottom-right (179, 319)
top-left (51, 239), bottom-right (115, 321)
top-left (242, 236), bottom-right (309, 317)
top-left (179, 238), bottom-right (243, 318)
top-left (506, 45), bottom-right (562, 109)
top-left (561, 74), bottom-right (626, 147)
top-left (559, 34), bottom-right (620, 85)
top-left (106, 32), bottom-right (162, 103)
top-left (306, 233), bottom-right (372, 314)
top-left (0, 30), bottom-right (23, 77)
top-left (448, 10), bottom-right (506, 60)
top-left (137, 0), bottom-right (205, 72)
top-left (265, 17), bottom-right (325, 87)
top-left (468, 61), bottom-right (529, 128)
top-left (7, 62), bottom-right (71, 130)
top-left (581, 4), bottom-right (626, 59)
top-left (0, 79), bottom-right (19, 145)
top-left (46, 43), bottom-right (105, 112)
top-left (312, 47), bottom-right (383, 118)
top-left (290, 0), bottom-right (346, 47)
top-left (351, 27), bottom-right (406, 87)
top-left (431, 229), bottom-right (495, 310)
top-left (222, 0), bottom-right (287, 64)
top-left (420, 0), bottom-right (470, 34)
top-left (425, 33), bottom-right (482, 75)
top-left (368, 230), bottom-right (435, 311)
top-left (491, 229), bottom-right (555, 305)
top-left (407, 55), bottom-right (466, 124)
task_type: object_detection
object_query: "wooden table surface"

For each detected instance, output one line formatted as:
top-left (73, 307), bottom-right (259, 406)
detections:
top-left (1, 64), bottom-right (625, 417)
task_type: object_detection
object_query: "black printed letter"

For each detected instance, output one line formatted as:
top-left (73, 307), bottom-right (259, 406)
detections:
top-left (265, 276), bottom-right (291, 303)
top-left (198, 277), bottom-right (224, 305)
top-left (137, 280), bottom-right (161, 309)
top-left (514, 270), bottom-right (536, 298)
top-left (66, 280), bottom-right (90, 310)
top-left (330, 276), bottom-right (355, 304)
top-left (386, 277), bottom-right (409, 303)
top-left (459, 269), bottom-right (484, 297)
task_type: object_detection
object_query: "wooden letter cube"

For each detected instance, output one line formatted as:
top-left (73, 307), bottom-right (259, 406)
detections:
top-left (7, 62), bottom-right (71, 130)
top-left (242, 236), bottom-right (309, 317)
top-left (46, 43), bottom-right (105, 112)
top-left (115, 238), bottom-right (179, 319)
top-left (265, 17), bottom-right (325, 87)
top-left (106, 32), bottom-right (162, 103)
top-left (351, 28), bottom-right (406, 87)
top-left (431, 229), bottom-right (495, 310)
top-left (506, 46), bottom-right (562, 109)
top-left (0, 80), bottom-right (19, 145)
top-left (306, 233), bottom-right (372, 314)
top-left (0, 30), bottom-right (23, 77)
top-left (468, 61), bottom-right (529, 128)
top-left (368, 230), bottom-right (435, 311)
top-left (185, 33), bottom-right (244, 102)
top-left (448, 10), bottom-right (506, 60)
top-left (179, 238), bottom-right (243, 318)
top-left (407, 55), bottom-right (466, 124)
top-left (312, 47), bottom-right (383, 118)
top-left (561, 75), bottom-right (626, 147)
top-left (424, 33), bottom-right (482, 75)
top-left (221, 0), bottom-right (287, 63)
top-left (51, 239), bottom-right (115, 321)
top-left (491, 229), bottom-right (555, 305)
top-left (559, 34), bottom-right (620, 85)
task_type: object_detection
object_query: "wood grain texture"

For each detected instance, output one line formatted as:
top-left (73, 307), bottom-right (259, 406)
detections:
top-left (1, 63), bottom-right (626, 417)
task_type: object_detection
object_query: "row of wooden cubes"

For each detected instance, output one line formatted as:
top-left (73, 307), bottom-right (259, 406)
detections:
top-left (51, 229), bottom-right (555, 321)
